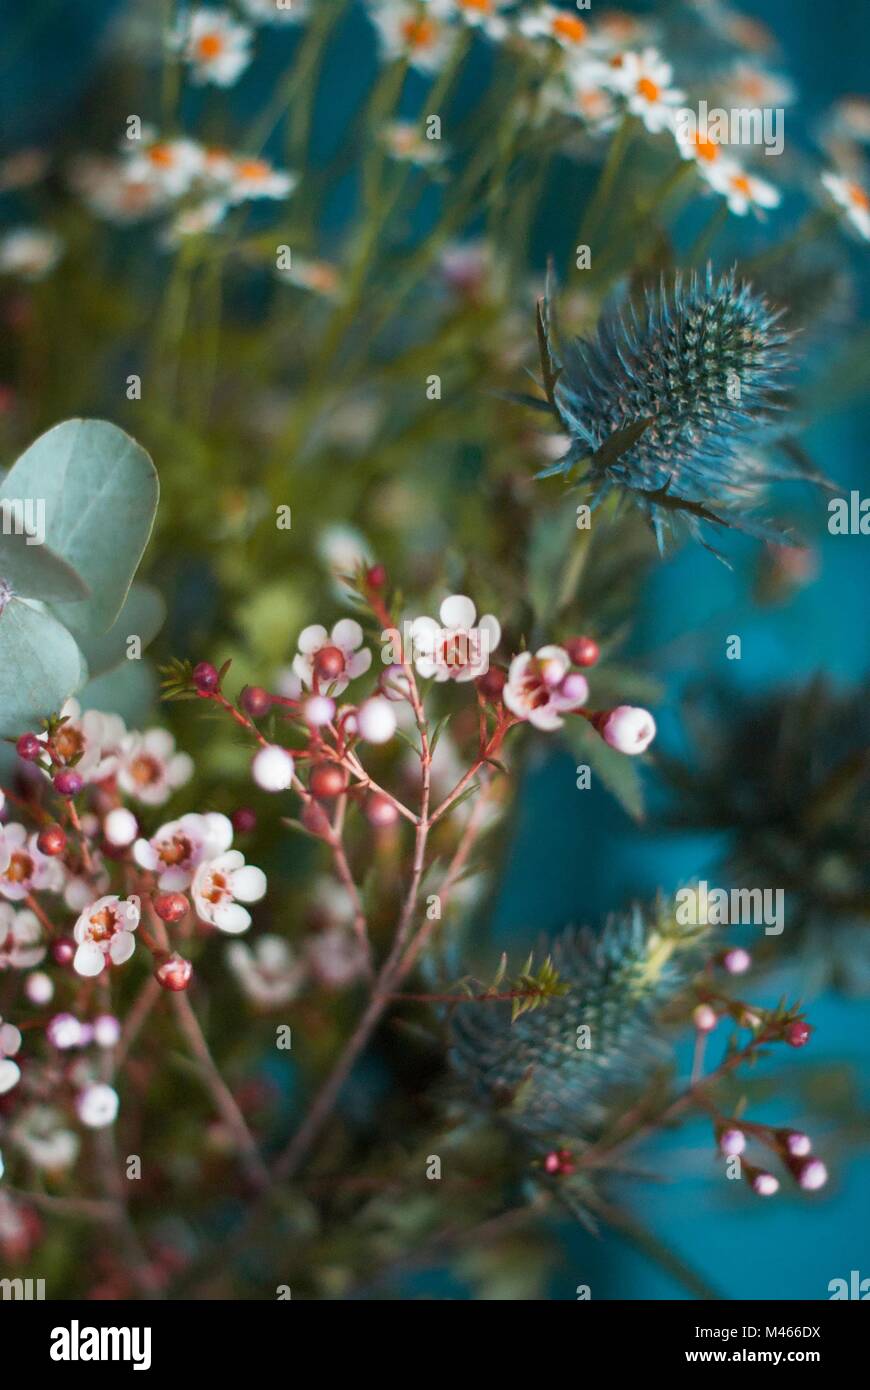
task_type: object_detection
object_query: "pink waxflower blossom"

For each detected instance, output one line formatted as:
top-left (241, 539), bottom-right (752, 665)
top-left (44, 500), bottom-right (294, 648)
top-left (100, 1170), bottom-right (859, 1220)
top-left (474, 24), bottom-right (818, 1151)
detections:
top-left (116, 728), bottom-right (194, 806)
top-left (76, 1083), bottom-right (119, 1129)
top-left (503, 645), bottom-right (588, 730)
top-left (600, 705), bottom-right (657, 755)
top-left (410, 594), bottom-right (501, 682)
top-left (0, 824), bottom-right (64, 901)
top-left (293, 619), bottom-right (372, 695)
top-left (306, 926), bottom-right (368, 990)
top-left (38, 699), bottom-right (126, 784)
top-left (73, 895), bottom-right (140, 978)
top-left (191, 851), bottom-right (267, 934)
top-left (0, 904), bottom-right (45, 969)
top-left (226, 936), bottom-right (304, 1008)
top-left (0, 1017), bottom-right (22, 1094)
top-left (133, 812), bottom-right (234, 891)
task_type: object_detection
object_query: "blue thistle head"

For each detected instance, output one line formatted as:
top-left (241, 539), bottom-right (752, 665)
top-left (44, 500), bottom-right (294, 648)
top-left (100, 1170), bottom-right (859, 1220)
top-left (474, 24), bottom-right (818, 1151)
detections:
top-left (535, 265), bottom-right (822, 552)
top-left (450, 904), bottom-right (706, 1146)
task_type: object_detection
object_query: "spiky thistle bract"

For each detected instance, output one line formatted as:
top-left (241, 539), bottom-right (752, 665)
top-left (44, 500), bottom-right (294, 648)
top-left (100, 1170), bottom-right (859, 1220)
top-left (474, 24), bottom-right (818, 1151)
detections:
top-left (534, 265), bottom-right (823, 553)
top-left (450, 903), bottom-right (708, 1145)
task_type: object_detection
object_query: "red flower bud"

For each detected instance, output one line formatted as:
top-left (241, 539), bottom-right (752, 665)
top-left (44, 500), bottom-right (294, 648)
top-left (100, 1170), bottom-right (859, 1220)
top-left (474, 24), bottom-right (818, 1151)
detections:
top-left (241, 686), bottom-right (272, 719)
top-left (192, 661), bottom-right (220, 694)
top-left (231, 807), bottom-right (257, 834)
top-left (313, 645), bottom-right (346, 681)
top-left (309, 763), bottom-right (349, 799)
top-left (53, 769), bottom-right (83, 798)
top-left (37, 824), bottom-right (67, 857)
top-left (565, 636), bottom-right (600, 668)
top-left (366, 564), bottom-right (387, 590)
top-left (16, 732), bottom-right (42, 762)
top-left (155, 953), bottom-right (193, 992)
top-left (477, 666), bottom-right (507, 700)
top-left (153, 892), bottom-right (190, 924)
top-left (365, 791), bottom-right (399, 828)
top-left (785, 1020), bottom-right (812, 1048)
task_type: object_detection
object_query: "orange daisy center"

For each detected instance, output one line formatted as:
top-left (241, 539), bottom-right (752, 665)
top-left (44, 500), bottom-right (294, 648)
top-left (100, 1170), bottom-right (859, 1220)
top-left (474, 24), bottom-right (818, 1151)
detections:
top-left (693, 136), bottom-right (720, 163)
top-left (848, 182), bottom-right (870, 211)
top-left (637, 77), bottom-right (661, 103)
top-left (400, 17), bottom-right (437, 48)
top-left (553, 16), bottom-right (587, 43)
top-left (197, 34), bottom-right (225, 60)
top-left (237, 159), bottom-right (270, 181)
top-left (148, 144), bottom-right (175, 169)
top-left (731, 175), bottom-right (753, 196)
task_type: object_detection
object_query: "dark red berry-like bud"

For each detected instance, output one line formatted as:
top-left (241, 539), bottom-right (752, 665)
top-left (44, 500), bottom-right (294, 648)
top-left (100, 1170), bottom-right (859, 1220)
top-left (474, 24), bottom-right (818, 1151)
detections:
top-left (241, 686), bottom-right (272, 719)
top-left (52, 937), bottom-right (75, 966)
top-left (37, 824), bottom-right (67, 857)
top-left (313, 645), bottom-right (346, 681)
top-left (53, 769), bottom-right (83, 798)
top-left (366, 564), bottom-right (387, 590)
top-left (565, 636), bottom-right (600, 668)
top-left (231, 807), bottom-right (257, 834)
top-left (16, 732), bottom-right (42, 762)
top-left (192, 661), bottom-right (220, 693)
top-left (153, 892), bottom-right (190, 924)
top-left (786, 1020), bottom-right (812, 1048)
top-left (365, 791), bottom-right (399, 828)
top-left (309, 763), bottom-right (348, 799)
top-left (155, 953), bottom-right (193, 992)
top-left (477, 666), bottom-right (507, 700)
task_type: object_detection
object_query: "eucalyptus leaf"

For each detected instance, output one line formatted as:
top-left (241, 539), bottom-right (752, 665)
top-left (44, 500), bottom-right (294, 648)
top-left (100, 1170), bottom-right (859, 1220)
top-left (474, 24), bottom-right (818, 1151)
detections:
top-left (0, 525), bottom-right (90, 603)
top-left (0, 598), bottom-right (88, 737)
top-left (0, 419), bottom-right (158, 635)
top-left (563, 716), bottom-right (646, 823)
top-left (64, 582), bottom-right (165, 679)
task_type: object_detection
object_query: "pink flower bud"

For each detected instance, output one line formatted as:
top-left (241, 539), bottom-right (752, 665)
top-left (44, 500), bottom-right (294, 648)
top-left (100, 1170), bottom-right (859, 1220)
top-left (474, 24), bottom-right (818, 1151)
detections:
top-left (693, 1003), bottom-right (718, 1033)
top-left (252, 744), bottom-right (295, 792)
top-left (718, 1127), bottom-right (746, 1157)
top-left (357, 697), bottom-right (397, 745)
top-left (722, 947), bottom-right (751, 975)
top-left (600, 705), bottom-right (656, 755)
top-left (303, 695), bottom-right (336, 727)
top-left (752, 1171), bottom-right (779, 1196)
top-left (559, 672), bottom-right (589, 704)
top-left (103, 807), bottom-right (138, 847)
top-left (793, 1156), bottom-right (828, 1191)
top-left (782, 1130), bottom-right (812, 1157)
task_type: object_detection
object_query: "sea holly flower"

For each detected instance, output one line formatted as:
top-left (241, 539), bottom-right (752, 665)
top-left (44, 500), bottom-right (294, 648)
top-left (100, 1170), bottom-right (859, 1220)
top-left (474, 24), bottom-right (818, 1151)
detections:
top-left (821, 171), bottom-right (870, 241)
top-left (0, 905), bottom-right (45, 970)
top-left (0, 826), bottom-right (64, 902)
top-left (368, 1), bottom-right (455, 73)
top-left (226, 935), bottom-right (304, 1007)
top-left (177, 7), bottom-right (254, 87)
top-left (535, 266), bottom-right (810, 549)
top-left (133, 812), bottom-right (235, 891)
top-left (191, 851), bottom-right (267, 933)
top-left (503, 645), bottom-right (588, 731)
top-left (0, 1017), bottom-right (22, 1094)
top-left (73, 895), bottom-right (140, 978)
top-left (410, 594), bottom-right (501, 682)
top-left (0, 228), bottom-right (63, 281)
top-left (293, 618), bottom-right (372, 695)
top-left (225, 156), bottom-right (298, 204)
top-left (116, 728), bottom-right (194, 806)
top-left (606, 47), bottom-right (685, 134)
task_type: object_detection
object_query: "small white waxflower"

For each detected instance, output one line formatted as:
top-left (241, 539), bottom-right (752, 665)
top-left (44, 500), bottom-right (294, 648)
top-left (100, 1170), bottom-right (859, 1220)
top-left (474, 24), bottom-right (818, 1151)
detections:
top-left (227, 935), bottom-right (304, 1007)
top-left (252, 744), bottom-right (295, 792)
top-left (432, 0), bottom-right (511, 42)
top-left (11, 1105), bottom-right (80, 1173)
top-left (293, 618), bottom-right (372, 694)
top-left (306, 926), bottom-right (368, 989)
top-left (123, 129), bottom-right (205, 197)
top-left (0, 825), bottom-right (64, 902)
top-left (0, 1018), bottom-right (22, 1094)
top-left (276, 254), bottom-right (342, 297)
top-left (357, 696), bottom-right (398, 744)
top-left (178, 7), bottom-right (254, 87)
top-left (368, 1), bottom-right (455, 73)
top-left (0, 905), bottom-right (45, 970)
top-left (0, 825), bottom-right (8, 877)
top-left (0, 227), bottom-right (63, 281)
top-left (133, 812), bottom-right (234, 891)
top-left (77, 1083), bottom-right (119, 1129)
top-left (116, 728), bottom-right (194, 806)
top-left (191, 851), bottom-right (267, 933)
top-left (410, 595), bottom-right (501, 683)
top-left (821, 171), bottom-right (870, 241)
top-left (69, 154), bottom-right (170, 224)
top-left (382, 120), bottom-right (446, 166)
top-left (705, 160), bottom-right (780, 217)
top-left (47, 1013), bottom-right (88, 1049)
top-left (503, 645), bottom-right (588, 731)
top-left (607, 48), bottom-right (685, 134)
top-left (240, 0), bottom-right (309, 22)
top-left (600, 705), bottom-right (656, 755)
top-left (93, 1014), bottom-right (121, 1048)
top-left (103, 807), bottom-right (139, 848)
top-left (73, 895), bottom-right (140, 978)
top-left (520, 5), bottom-right (603, 52)
top-left (38, 699), bottom-right (126, 785)
top-left (25, 971), bottom-right (53, 1005)
top-left (225, 156), bottom-right (298, 204)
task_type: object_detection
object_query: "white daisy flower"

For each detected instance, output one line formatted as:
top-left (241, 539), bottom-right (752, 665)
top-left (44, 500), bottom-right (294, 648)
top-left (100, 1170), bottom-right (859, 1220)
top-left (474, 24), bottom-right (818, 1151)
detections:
top-left (0, 1018), bottom-right (22, 1095)
top-left (191, 850), bottom-right (267, 934)
top-left (432, 0), bottom-right (512, 42)
top-left (292, 618), bottom-right (372, 695)
top-left (226, 935), bottom-right (304, 1007)
top-left (822, 170), bottom-right (870, 241)
top-left (133, 812), bottom-right (235, 891)
top-left (165, 197), bottom-right (229, 244)
top-left (548, 59), bottom-right (619, 132)
top-left (0, 227), bottom-right (63, 281)
top-left (179, 7), bottom-right (254, 87)
top-left (720, 61), bottom-right (795, 110)
top-left (706, 160), bottom-right (781, 217)
top-left (69, 155), bottom-right (170, 224)
top-left (240, 0), bottom-right (309, 23)
top-left (0, 825), bottom-right (64, 902)
top-left (123, 129), bottom-right (205, 197)
top-left (73, 895), bottom-right (140, 978)
top-left (276, 255), bottom-right (342, 297)
top-left (607, 47), bottom-right (685, 134)
top-left (368, 1), bottom-right (455, 73)
top-left (519, 5), bottom-right (603, 52)
top-left (225, 155), bottom-right (298, 204)
top-left (116, 728), bottom-right (194, 806)
top-left (409, 594), bottom-right (501, 682)
top-left (0, 905), bottom-right (45, 970)
top-left (503, 645), bottom-right (588, 731)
